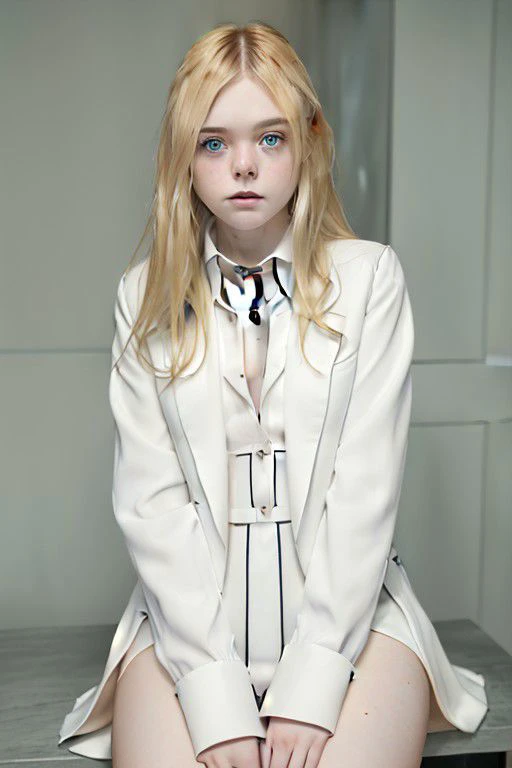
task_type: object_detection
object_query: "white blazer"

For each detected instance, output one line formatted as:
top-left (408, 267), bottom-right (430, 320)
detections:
top-left (109, 237), bottom-right (480, 759)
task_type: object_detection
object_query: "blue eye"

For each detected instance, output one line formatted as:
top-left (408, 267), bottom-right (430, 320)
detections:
top-left (201, 138), bottom-right (224, 152)
top-left (262, 133), bottom-right (282, 147)
top-left (199, 133), bottom-right (284, 153)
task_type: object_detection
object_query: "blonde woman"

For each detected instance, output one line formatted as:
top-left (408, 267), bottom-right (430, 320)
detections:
top-left (57, 21), bottom-right (488, 768)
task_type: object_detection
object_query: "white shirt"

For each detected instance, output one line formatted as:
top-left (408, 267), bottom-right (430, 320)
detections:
top-left (203, 215), bottom-right (295, 517)
top-left (203, 214), bottom-right (295, 415)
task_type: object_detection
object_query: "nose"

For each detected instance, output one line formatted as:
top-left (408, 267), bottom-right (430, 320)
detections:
top-left (233, 147), bottom-right (257, 179)
top-left (234, 164), bottom-right (256, 179)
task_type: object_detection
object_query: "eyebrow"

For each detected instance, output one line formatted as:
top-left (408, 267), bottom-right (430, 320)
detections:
top-left (199, 118), bottom-right (290, 134)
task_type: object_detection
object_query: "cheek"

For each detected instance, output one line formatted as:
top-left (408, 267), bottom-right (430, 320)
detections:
top-left (191, 157), bottom-right (217, 193)
top-left (269, 153), bottom-right (298, 187)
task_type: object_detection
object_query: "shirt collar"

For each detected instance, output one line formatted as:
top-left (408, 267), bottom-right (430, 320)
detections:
top-left (202, 214), bottom-right (295, 309)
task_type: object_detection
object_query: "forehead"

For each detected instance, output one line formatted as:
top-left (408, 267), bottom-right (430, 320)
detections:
top-left (200, 77), bottom-right (288, 132)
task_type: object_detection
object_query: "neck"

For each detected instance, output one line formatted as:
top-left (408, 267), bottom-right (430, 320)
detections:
top-left (212, 211), bottom-right (291, 268)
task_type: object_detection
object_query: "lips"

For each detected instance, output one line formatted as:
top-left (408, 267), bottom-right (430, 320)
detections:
top-left (229, 192), bottom-right (262, 198)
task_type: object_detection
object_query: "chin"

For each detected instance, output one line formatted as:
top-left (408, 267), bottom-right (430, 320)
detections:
top-left (220, 212), bottom-right (271, 230)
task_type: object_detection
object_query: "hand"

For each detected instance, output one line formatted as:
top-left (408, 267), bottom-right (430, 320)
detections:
top-left (260, 716), bottom-right (331, 768)
top-left (197, 735), bottom-right (262, 767)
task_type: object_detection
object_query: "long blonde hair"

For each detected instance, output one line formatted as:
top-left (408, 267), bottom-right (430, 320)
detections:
top-left (115, 21), bottom-right (358, 382)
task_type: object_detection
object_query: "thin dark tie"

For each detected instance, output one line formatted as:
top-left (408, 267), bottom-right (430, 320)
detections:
top-left (218, 257), bottom-right (289, 325)
top-left (224, 263), bottom-right (266, 325)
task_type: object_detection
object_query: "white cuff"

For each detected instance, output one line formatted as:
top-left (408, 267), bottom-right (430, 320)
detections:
top-left (175, 659), bottom-right (267, 758)
top-left (258, 642), bottom-right (355, 734)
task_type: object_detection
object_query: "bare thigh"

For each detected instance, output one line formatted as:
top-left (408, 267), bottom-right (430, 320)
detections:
top-left (317, 630), bottom-right (431, 768)
top-left (111, 641), bottom-right (202, 768)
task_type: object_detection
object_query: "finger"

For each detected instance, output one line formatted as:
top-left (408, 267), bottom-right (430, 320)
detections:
top-left (251, 740), bottom-right (264, 768)
top-left (260, 740), bottom-right (271, 768)
top-left (268, 742), bottom-right (292, 768)
top-left (287, 742), bottom-right (310, 768)
top-left (304, 743), bottom-right (324, 768)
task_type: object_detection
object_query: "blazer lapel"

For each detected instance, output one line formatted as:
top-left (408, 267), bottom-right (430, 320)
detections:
top-left (283, 262), bottom-right (347, 545)
top-left (166, 300), bottom-right (230, 554)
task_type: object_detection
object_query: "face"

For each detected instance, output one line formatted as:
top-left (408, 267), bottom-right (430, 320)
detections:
top-left (191, 76), bottom-right (300, 232)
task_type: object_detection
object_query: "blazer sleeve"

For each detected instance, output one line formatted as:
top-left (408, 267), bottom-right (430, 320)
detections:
top-left (258, 244), bottom-right (415, 733)
top-left (109, 272), bottom-right (266, 758)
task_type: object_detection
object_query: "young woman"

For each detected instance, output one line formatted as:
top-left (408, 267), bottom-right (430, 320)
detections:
top-left (58, 21), bottom-right (488, 768)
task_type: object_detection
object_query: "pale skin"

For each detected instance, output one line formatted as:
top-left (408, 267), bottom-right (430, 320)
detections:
top-left (110, 622), bottom-right (452, 767)
top-left (109, 74), bottom-right (456, 766)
